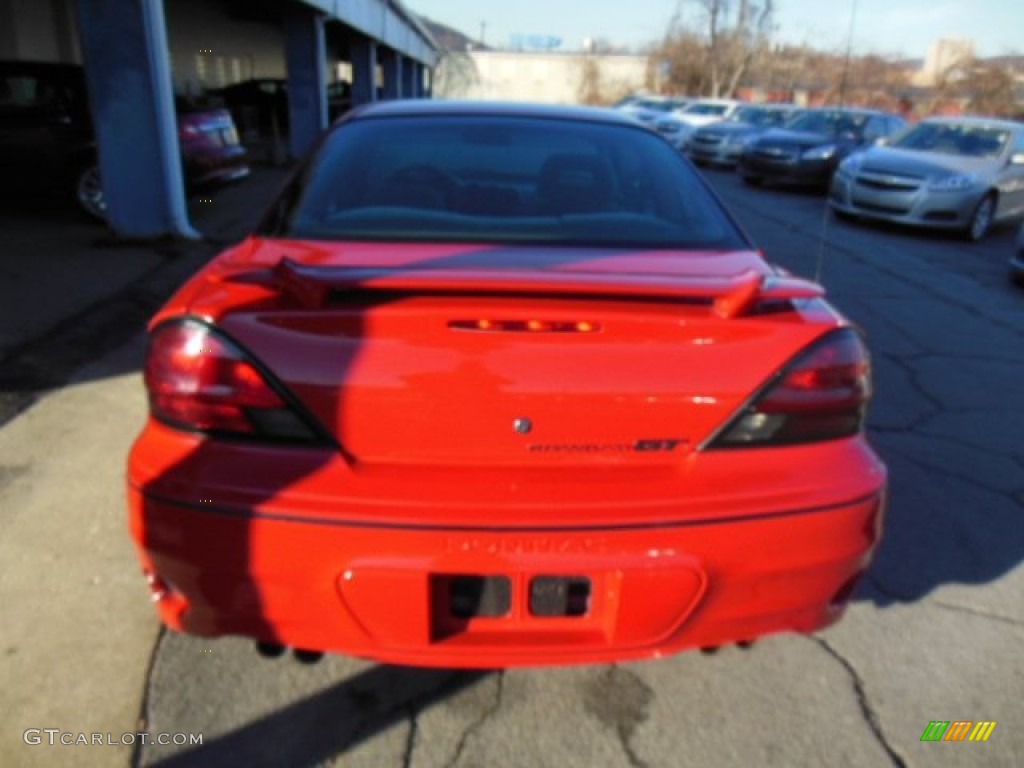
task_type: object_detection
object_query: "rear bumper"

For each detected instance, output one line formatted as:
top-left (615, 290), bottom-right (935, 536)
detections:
top-left (739, 155), bottom-right (834, 186)
top-left (183, 145), bottom-right (250, 188)
top-left (127, 431), bottom-right (886, 667)
top-left (688, 144), bottom-right (744, 166)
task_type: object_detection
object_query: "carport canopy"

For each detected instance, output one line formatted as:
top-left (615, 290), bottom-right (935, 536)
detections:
top-left (75, 0), bottom-right (436, 238)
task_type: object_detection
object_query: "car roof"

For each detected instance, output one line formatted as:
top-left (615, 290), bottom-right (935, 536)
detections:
top-left (801, 106), bottom-right (894, 116)
top-left (921, 115), bottom-right (1021, 130)
top-left (688, 98), bottom-right (741, 106)
top-left (739, 103), bottom-right (795, 110)
top-left (347, 99), bottom-right (641, 127)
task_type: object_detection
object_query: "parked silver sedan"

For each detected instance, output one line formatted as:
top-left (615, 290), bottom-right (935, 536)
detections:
top-left (829, 116), bottom-right (1024, 241)
top-left (687, 104), bottom-right (799, 168)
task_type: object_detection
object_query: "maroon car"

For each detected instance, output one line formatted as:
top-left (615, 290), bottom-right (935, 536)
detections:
top-left (176, 96), bottom-right (250, 188)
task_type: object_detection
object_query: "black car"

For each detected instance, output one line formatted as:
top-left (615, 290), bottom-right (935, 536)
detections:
top-left (326, 80), bottom-right (353, 122)
top-left (211, 78), bottom-right (289, 139)
top-left (213, 78), bottom-right (353, 142)
top-left (0, 60), bottom-right (249, 219)
top-left (738, 108), bottom-right (907, 189)
top-left (0, 61), bottom-right (98, 215)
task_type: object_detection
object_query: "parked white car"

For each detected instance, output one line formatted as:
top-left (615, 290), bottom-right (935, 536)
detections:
top-left (617, 96), bottom-right (692, 127)
top-left (654, 99), bottom-right (743, 149)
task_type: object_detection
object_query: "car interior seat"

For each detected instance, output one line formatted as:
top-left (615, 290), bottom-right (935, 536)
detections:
top-left (536, 153), bottom-right (614, 215)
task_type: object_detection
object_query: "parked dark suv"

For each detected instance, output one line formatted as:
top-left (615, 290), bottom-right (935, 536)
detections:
top-left (0, 61), bottom-right (97, 214)
top-left (0, 60), bottom-right (248, 219)
top-left (738, 107), bottom-right (906, 190)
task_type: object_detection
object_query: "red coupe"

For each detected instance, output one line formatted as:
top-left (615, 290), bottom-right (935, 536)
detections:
top-left (128, 101), bottom-right (886, 668)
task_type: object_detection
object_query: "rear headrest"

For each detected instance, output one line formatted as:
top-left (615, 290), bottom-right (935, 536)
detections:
top-left (537, 153), bottom-right (613, 214)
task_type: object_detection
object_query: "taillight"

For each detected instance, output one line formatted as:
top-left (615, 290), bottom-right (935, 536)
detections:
top-left (707, 328), bottom-right (871, 448)
top-left (144, 319), bottom-right (321, 442)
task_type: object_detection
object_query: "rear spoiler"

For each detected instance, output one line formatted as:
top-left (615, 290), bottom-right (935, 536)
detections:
top-left (273, 258), bottom-right (824, 319)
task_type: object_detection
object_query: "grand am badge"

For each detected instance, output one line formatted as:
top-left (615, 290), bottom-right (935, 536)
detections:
top-left (528, 439), bottom-right (686, 453)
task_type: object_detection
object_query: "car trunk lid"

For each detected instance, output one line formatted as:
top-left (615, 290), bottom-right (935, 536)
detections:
top-left (194, 239), bottom-right (832, 467)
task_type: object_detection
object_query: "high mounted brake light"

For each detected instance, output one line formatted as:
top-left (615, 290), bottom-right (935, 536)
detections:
top-left (144, 319), bottom-right (321, 442)
top-left (706, 328), bottom-right (872, 448)
top-left (448, 319), bottom-right (602, 333)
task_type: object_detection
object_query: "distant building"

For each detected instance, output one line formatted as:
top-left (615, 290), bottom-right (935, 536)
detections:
top-left (913, 39), bottom-right (975, 87)
top-left (434, 50), bottom-right (648, 104)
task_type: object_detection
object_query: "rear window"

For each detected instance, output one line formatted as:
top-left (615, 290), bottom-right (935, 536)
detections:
top-left (890, 122), bottom-right (1010, 157)
top-left (277, 115), bottom-right (747, 249)
top-left (685, 103), bottom-right (731, 116)
top-left (786, 110), bottom-right (869, 138)
top-left (730, 106), bottom-right (790, 127)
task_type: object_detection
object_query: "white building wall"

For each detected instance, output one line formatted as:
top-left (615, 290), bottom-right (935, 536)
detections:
top-left (597, 55), bottom-right (652, 101)
top-left (912, 38), bottom-right (976, 87)
top-left (164, 0), bottom-right (287, 96)
top-left (437, 50), bottom-right (648, 104)
top-left (11, 0), bottom-right (59, 60)
top-left (0, 0), bottom-right (288, 94)
top-left (0, 0), bottom-right (79, 62)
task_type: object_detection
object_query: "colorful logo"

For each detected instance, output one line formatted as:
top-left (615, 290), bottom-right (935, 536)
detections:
top-left (920, 721), bottom-right (996, 742)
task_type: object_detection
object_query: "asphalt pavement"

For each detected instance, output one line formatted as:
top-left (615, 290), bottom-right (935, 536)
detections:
top-left (1, 164), bottom-right (1022, 768)
top-left (0, 168), bottom-right (289, 768)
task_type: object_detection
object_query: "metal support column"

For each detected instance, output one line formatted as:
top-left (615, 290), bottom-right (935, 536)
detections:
top-left (75, 0), bottom-right (195, 238)
top-left (380, 49), bottom-right (402, 99)
top-left (401, 60), bottom-right (419, 99)
top-left (350, 34), bottom-right (377, 106)
top-left (284, 7), bottom-right (328, 159)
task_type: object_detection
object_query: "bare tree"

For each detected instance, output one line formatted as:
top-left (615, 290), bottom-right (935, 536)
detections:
top-left (823, 53), bottom-right (911, 108)
top-left (653, 0), bottom-right (774, 97)
top-left (651, 3), bottom-right (1019, 114)
top-left (698, 0), bottom-right (775, 97)
top-left (578, 53), bottom-right (604, 105)
top-left (965, 62), bottom-right (1017, 116)
top-left (431, 49), bottom-right (480, 99)
top-left (652, 28), bottom-right (709, 95)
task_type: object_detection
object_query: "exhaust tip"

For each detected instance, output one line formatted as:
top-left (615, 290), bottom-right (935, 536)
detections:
top-left (736, 640), bottom-right (756, 650)
top-left (256, 641), bottom-right (287, 659)
top-left (143, 570), bottom-right (169, 602)
top-left (700, 646), bottom-right (719, 655)
top-left (293, 648), bottom-right (324, 664)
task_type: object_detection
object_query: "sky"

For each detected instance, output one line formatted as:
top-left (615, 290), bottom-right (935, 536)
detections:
top-left (410, 0), bottom-right (1024, 60)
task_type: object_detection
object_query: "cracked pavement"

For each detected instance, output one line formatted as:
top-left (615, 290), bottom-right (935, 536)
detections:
top-left (2, 170), bottom-right (1021, 767)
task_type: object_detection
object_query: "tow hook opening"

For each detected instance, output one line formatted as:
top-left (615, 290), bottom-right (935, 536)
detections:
top-left (529, 576), bottom-right (591, 617)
